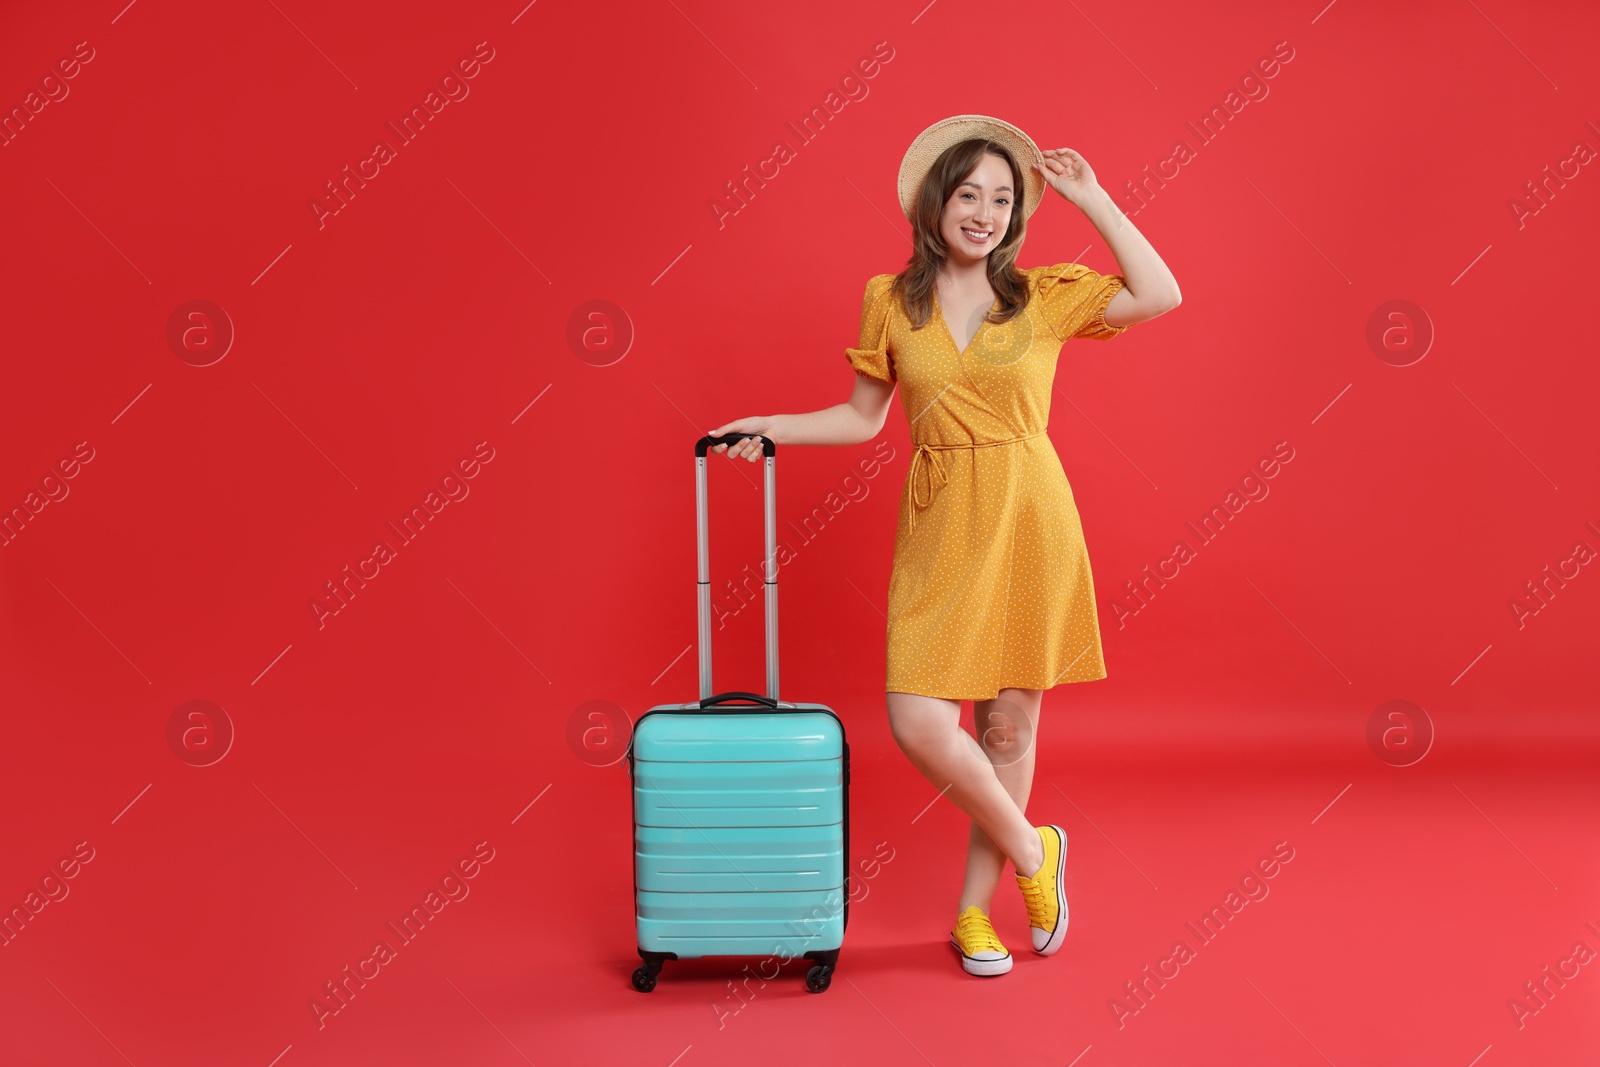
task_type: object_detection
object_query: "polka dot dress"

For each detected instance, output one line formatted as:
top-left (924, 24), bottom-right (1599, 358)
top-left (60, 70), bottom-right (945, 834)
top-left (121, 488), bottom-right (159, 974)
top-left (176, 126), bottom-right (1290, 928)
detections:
top-left (844, 263), bottom-right (1132, 701)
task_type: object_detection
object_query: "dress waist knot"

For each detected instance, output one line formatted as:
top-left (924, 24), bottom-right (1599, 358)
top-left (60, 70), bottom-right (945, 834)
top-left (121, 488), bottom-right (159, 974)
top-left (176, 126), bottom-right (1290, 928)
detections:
top-left (908, 429), bottom-right (1048, 532)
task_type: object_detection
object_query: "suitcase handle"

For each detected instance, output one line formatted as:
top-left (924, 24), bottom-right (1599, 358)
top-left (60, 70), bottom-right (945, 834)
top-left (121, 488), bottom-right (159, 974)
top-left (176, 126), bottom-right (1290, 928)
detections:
top-left (697, 432), bottom-right (776, 458)
top-left (696, 690), bottom-right (779, 710)
top-left (695, 433), bottom-right (779, 704)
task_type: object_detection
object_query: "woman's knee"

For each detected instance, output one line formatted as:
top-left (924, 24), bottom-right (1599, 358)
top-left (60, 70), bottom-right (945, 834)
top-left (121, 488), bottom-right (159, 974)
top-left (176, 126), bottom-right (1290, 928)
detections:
top-left (975, 690), bottom-right (1041, 762)
top-left (886, 692), bottom-right (957, 751)
top-left (886, 706), bottom-right (927, 750)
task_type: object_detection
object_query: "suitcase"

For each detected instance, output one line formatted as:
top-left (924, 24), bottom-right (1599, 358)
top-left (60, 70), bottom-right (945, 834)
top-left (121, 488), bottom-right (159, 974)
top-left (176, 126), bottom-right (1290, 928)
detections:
top-left (626, 431), bottom-right (850, 994)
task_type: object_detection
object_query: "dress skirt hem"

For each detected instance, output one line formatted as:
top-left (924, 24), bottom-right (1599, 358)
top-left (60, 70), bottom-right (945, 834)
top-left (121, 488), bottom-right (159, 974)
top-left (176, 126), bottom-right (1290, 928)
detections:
top-left (883, 667), bottom-right (1108, 703)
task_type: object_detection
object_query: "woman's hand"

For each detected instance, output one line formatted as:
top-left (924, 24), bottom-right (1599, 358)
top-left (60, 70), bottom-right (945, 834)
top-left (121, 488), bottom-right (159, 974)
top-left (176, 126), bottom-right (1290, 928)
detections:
top-left (706, 416), bottom-right (778, 462)
top-left (1032, 147), bottom-right (1100, 206)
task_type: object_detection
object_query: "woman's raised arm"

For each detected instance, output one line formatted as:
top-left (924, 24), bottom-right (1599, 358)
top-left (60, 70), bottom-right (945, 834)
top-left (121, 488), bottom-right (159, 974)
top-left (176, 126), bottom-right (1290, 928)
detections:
top-left (1032, 147), bottom-right (1182, 328)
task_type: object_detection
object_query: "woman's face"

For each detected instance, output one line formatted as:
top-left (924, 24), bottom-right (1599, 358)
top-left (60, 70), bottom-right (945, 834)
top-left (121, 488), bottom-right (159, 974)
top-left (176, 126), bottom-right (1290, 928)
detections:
top-left (938, 152), bottom-right (1015, 266)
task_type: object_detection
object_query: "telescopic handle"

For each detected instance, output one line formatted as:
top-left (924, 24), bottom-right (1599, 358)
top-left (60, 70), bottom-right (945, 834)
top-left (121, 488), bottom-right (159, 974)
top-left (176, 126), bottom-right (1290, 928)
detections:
top-left (695, 433), bottom-right (778, 703)
top-left (696, 433), bottom-right (776, 458)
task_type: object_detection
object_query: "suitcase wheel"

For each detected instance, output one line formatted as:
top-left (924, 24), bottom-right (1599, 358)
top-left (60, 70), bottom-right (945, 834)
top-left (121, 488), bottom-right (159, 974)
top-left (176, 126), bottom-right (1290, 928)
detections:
top-left (631, 963), bottom-right (660, 993)
top-left (805, 963), bottom-right (833, 993)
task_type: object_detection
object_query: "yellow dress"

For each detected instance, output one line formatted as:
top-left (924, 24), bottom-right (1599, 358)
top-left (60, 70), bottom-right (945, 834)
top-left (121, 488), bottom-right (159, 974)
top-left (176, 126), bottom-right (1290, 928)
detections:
top-left (844, 263), bottom-right (1132, 701)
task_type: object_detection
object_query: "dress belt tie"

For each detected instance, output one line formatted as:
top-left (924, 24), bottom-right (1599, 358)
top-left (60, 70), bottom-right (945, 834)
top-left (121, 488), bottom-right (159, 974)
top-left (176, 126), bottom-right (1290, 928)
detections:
top-left (908, 429), bottom-right (1048, 533)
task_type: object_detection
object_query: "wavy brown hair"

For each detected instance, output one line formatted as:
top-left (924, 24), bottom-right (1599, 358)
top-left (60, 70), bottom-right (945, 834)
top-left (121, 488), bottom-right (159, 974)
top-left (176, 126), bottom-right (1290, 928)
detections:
top-left (890, 138), bottom-right (1032, 331)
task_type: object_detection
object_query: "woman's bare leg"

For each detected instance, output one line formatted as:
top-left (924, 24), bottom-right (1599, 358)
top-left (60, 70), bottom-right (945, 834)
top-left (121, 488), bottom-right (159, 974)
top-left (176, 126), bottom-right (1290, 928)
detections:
top-left (959, 688), bottom-right (1044, 913)
top-left (885, 691), bottom-right (1044, 880)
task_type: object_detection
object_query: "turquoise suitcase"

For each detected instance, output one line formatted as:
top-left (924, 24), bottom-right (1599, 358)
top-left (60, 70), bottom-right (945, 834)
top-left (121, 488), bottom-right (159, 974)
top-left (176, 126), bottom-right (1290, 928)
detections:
top-left (626, 433), bottom-right (850, 994)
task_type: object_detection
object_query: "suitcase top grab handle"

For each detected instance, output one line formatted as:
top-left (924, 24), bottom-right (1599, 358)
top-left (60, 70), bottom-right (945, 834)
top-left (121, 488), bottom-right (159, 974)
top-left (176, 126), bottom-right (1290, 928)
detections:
top-left (696, 433), bottom-right (778, 704)
top-left (696, 690), bottom-right (778, 710)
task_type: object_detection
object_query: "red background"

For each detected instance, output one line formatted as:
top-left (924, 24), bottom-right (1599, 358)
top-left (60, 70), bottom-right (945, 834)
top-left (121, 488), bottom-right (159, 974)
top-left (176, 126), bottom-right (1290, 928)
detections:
top-left (2, 1), bottom-right (1596, 1064)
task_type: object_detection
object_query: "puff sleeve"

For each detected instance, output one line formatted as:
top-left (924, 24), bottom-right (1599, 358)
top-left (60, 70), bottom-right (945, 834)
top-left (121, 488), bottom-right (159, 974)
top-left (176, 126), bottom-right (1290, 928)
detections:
top-left (843, 273), bottom-right (896, 383)
top-left (1034, 263), bottom-right (1130, 342)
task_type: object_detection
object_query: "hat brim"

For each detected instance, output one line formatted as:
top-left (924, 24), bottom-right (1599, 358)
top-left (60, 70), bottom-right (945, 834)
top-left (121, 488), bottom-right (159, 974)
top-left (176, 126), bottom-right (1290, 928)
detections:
top-left (897, 114), bottom-right (1046, 222)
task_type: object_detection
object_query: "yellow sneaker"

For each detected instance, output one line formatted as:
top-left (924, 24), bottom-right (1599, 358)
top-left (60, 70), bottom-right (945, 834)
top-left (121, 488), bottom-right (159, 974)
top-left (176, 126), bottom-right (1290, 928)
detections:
top-left (1015, 824), bottom-right (1068, 954)
top-left (949, 905), bottom-right (1012, 976)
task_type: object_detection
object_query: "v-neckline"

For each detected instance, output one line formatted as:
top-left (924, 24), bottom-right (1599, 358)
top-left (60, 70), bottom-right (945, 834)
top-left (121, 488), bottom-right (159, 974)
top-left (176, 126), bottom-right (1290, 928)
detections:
top-left (933, 288), bottom-right (1000, 358)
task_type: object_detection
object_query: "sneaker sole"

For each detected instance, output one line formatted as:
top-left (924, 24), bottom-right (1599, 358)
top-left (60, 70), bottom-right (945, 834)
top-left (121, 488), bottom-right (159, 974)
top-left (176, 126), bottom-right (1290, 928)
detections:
top-left (949, 935), bottom-right (1013, 976)
top-left (1036, 824), bottom-right (1068, 956)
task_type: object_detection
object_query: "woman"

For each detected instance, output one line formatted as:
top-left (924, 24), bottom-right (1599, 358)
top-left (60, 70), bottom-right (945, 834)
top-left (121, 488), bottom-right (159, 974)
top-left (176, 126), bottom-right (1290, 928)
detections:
top-left (708, 115), bottom-right (1180, 976)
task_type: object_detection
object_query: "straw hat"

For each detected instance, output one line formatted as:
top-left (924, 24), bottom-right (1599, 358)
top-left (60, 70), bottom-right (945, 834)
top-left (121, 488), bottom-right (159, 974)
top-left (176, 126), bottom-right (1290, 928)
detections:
top-left (896, 113), bottom-right (1046, 222)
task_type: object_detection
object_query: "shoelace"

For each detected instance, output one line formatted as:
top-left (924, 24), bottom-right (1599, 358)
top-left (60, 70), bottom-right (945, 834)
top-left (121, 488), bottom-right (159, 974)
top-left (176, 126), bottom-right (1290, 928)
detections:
top-left (955, 912), bottom-right (1006, 954)
top-left (1016, 873), bottom-right (1049, 924)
